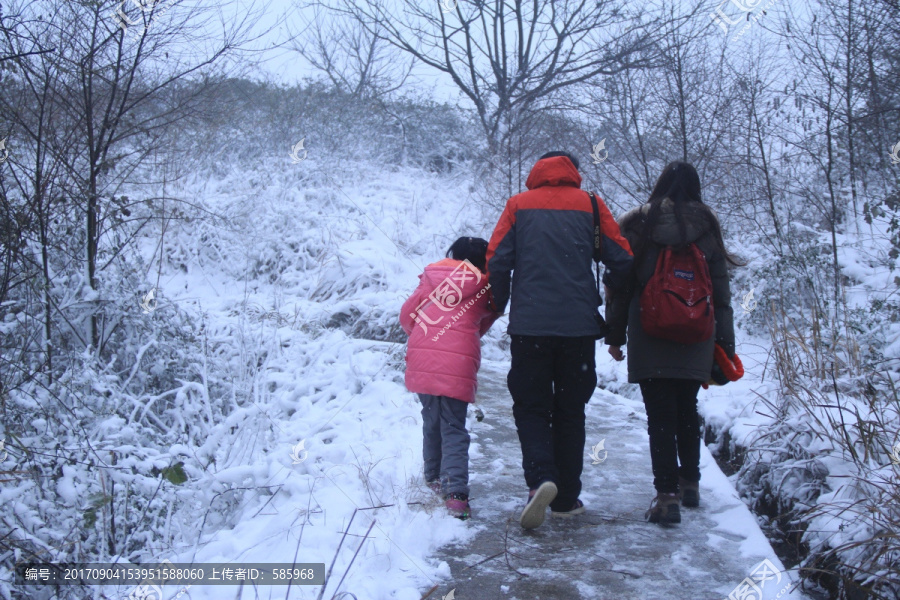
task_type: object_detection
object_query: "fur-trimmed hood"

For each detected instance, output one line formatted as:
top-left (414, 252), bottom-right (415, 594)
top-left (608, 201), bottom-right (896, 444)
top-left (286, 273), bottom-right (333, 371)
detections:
top-left (620, 198), bottom-right (718, 247)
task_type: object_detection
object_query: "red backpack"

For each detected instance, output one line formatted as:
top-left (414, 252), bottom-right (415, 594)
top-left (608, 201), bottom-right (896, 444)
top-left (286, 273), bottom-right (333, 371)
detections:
top-left (640, 243), bottom-right (714, 344)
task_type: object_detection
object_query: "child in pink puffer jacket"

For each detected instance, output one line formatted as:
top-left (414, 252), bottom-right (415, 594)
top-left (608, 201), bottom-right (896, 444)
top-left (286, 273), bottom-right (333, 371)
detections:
top-left (400, 237), bottom-right (499, 519)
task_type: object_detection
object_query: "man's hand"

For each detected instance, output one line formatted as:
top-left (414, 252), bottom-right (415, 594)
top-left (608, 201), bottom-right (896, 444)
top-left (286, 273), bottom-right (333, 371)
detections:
top-left (608, 345), bottom-right (625, 361)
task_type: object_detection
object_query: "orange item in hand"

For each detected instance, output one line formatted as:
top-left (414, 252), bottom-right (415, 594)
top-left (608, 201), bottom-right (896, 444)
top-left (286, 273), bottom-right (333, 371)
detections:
top-left (702, 344), bottom-right (744, 389)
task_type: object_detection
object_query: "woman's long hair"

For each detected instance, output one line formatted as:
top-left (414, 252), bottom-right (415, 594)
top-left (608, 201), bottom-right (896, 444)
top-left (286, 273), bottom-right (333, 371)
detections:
top-left (638, 161), bottom-right (743, 266)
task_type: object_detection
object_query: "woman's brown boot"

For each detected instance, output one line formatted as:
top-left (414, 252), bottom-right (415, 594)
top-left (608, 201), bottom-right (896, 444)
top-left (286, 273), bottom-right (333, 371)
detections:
top-left (646, 492), bottom-right (681, 525)
top-left (679, 477), bottom-right (700, 508)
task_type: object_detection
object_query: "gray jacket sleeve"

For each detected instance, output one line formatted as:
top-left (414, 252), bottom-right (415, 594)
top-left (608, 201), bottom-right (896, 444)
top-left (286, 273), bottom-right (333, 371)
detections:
top-left (604, 210), bottom-right (640, 346)
top-left (708, 250), bottom-right (735, 357)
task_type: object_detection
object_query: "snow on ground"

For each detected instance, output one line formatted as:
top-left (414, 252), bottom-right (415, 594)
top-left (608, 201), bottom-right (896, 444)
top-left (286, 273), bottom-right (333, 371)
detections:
top-left (106, 158), bottom-right (507, 599)
top-left (600, 356), bottom-right (811, 600)
top-left (113, 155), bottom-right (815, 599)
top-left (431, 359), bottom-right (811, 599)
top-left (698, 204), bottom-right (900, 584)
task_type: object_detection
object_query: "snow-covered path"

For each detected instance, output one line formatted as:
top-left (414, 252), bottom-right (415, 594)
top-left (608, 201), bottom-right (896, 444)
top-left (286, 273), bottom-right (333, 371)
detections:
top-left (432, 359), bottom-right (811, 600)
top-left (135, 168), bottom-right (816, 600)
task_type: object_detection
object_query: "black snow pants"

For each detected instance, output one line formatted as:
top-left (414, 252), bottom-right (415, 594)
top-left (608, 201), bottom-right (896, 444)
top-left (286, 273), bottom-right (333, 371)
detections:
top-left (507, 335), bottom-right (597, 511)
top-left (638, 378), bottom-right (703, 494)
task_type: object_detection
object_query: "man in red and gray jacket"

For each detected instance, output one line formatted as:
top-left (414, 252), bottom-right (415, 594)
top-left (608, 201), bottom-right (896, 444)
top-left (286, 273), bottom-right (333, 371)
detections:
top-left (486, 151), bottom-right (633, 529)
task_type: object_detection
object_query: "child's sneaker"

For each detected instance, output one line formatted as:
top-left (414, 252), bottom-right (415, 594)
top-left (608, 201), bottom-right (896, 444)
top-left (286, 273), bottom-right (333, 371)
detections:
top-left (519, 481), bottom-right (557, 529)
top-left (444, 493), bottom-right (470, 520)
top-left (426, 480), bottom-right (441, 495)
top-left (550, 499), bottom-right (586, 518)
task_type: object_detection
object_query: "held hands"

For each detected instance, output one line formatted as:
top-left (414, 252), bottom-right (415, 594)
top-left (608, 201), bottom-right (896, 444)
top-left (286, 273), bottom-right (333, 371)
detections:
top-left (608, 345), bottom-right (625, 362)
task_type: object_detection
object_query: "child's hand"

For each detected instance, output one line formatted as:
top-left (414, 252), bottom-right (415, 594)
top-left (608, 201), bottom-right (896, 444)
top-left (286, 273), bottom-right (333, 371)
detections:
top-left (608, 345), bottom-right (625, 362)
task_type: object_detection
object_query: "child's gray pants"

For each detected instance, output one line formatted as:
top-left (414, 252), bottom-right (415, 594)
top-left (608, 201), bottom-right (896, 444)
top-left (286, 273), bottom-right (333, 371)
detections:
top-left (419, 393), bottom-right (470, 496)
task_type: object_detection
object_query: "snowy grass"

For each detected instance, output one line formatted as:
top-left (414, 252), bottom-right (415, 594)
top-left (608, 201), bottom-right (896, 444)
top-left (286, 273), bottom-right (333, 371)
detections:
top-left (128, 155), bottom-right (495, 599)
top-left (0, 151), bottom-right (504, 599)
top-left (5, 130), bottom-right (898, 598)
top-left (699, 207), bottom-right (900, 598)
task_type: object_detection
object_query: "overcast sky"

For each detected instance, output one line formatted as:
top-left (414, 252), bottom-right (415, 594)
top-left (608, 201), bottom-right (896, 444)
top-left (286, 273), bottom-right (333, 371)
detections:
top-left (243, 0), bottom-right (463, 102)
top-left (251, 0), bottom-right (791, 103)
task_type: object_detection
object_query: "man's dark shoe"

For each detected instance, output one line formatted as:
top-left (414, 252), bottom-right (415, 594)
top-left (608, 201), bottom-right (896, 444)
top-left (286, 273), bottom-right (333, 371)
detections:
top-left (679, 477), bottom-right (700, 508)
top-left (646, 492), bottom-right (681, 525)
top-left (551, 499), bottom-right (586, 518)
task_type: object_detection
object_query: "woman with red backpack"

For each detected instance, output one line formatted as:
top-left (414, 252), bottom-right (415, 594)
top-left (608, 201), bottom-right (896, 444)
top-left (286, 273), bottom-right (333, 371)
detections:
top-left (605, 161), bottom-right (742, 525)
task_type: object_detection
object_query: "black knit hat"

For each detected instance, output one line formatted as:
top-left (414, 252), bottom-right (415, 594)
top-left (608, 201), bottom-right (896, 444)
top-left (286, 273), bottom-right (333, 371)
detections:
top-left (539, 151), bottom-right (580, 170)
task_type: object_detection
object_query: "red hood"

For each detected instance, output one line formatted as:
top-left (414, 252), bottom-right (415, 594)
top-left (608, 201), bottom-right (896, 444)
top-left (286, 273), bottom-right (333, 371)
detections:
top-left (421, 258), bottom-right (487, 301)
top-left (525, 156), bottom-right (582, 190)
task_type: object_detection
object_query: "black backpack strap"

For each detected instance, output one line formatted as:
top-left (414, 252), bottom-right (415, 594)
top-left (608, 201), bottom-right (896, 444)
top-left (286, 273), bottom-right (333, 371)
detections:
top-left (588, 192), bottom-right (602, 303)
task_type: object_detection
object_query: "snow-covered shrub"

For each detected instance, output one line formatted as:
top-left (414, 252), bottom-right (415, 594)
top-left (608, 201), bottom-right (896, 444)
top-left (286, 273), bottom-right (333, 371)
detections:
top-left (730, 263), bottom-right (900, 599)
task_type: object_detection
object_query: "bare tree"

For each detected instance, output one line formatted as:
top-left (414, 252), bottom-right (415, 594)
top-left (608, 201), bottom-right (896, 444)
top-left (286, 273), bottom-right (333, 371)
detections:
top-left (779, 0), bottom-right (875, 324)
top-left (0, 3), bottom-right (55, 63)
top-left (332, 0), bottom-right (669, 160)
top-left (291, 7), bottom-right (413, 100)
top-left (1, 0), bottom-right (270, 351)
top-left (570, 1), bottom-right (736, 216)
top-left (0, 1), bottom-right (75, 382)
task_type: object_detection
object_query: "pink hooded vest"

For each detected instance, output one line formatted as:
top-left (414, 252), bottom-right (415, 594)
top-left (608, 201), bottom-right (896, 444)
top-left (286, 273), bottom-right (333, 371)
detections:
top-left (399, 258), bottom-right (499, 403)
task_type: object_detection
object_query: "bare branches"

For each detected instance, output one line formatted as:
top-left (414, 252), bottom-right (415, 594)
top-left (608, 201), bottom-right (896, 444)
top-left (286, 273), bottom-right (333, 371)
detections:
top-left (1, 0), bottom-right (273, 348)
top-left (0, 47), bottom-right (55, 62)
top-left (329, 0), bottom-right (670, 151)
top-left (290, 7), bottom-right (413, 100)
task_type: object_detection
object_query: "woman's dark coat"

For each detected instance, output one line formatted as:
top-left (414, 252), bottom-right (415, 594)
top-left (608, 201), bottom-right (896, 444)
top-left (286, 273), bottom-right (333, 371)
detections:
top-left (605, 198), bottom-right (735, 383)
